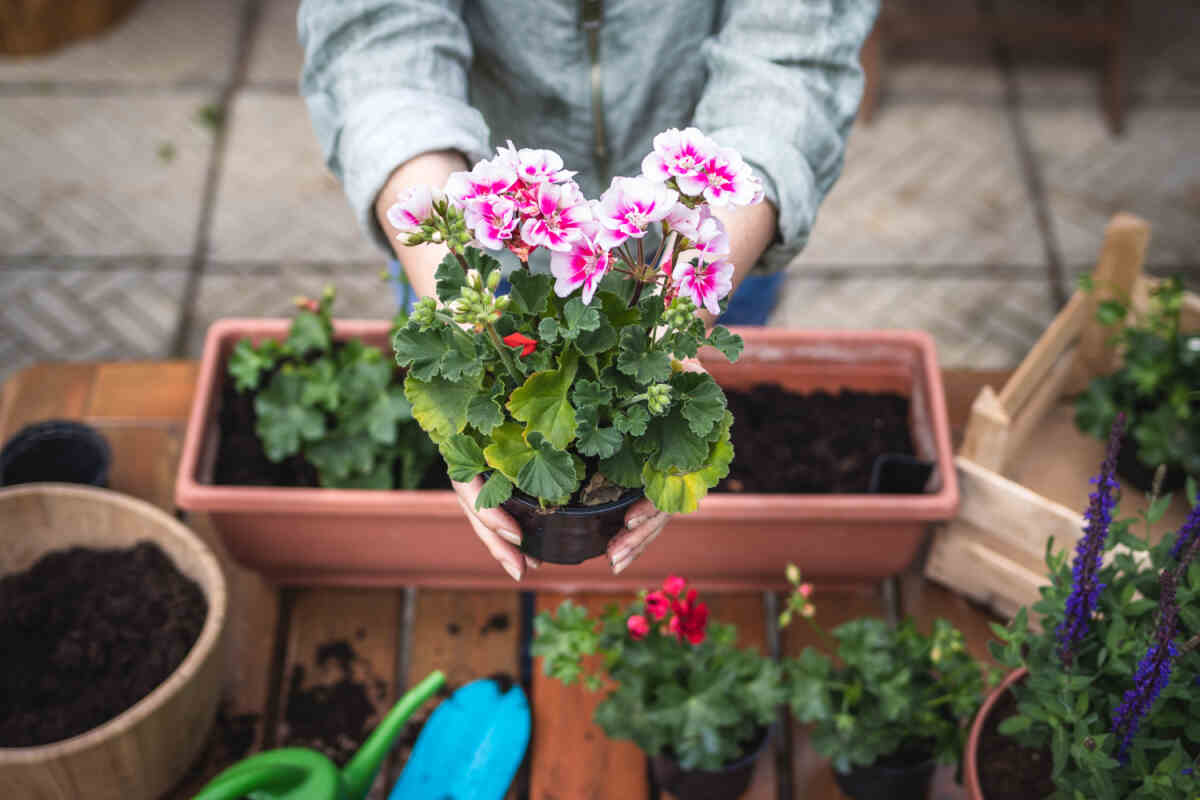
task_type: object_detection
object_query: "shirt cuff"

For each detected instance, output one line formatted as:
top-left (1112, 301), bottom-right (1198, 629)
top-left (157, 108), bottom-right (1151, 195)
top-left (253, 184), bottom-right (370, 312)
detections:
top-left (338, 88), bottom-right (492, 253)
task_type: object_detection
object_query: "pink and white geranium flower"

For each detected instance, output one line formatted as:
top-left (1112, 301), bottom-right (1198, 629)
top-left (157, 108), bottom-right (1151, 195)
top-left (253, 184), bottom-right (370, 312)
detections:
top-left (678, 146), bottom-right (761, 207)
top-left (672, 249), bottom-right (734, 315)
top-left (445, 158), bottom-right (518, 210)
top-left (498, 141), bottom-right (577, 186)
top-left (693, 211), bottom-right (730, 257)
top-left (595, 176), bottom-right (677, 249)
top-left (463, 195), bottom-right (519, 250)
top-left (386, 185), bottom-right (435, 235)
top-left (664, 201), bottom-right (701, 240)
top-left (519, 181), bottom-right (592, 252)
top-left (550, 222), bottom-right (613, 304)
top-left (642, 127), bottom-right (716, 186)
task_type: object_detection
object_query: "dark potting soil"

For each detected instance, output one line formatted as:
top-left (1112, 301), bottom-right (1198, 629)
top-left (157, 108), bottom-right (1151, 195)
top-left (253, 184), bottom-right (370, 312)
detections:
top-left (717, 384), bottom-right (916, 494)
top-left (977, 691), bottom-right (1055, 800)
top-left (0, 542), bottom-right (207, 747)
top-left (212, 370), bottom-right (451, 490)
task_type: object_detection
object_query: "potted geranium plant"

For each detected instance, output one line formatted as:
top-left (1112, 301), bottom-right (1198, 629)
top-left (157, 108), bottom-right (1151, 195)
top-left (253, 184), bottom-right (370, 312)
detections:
top-left (1075, 274), bottom-right (1200, 491)
top-left (967, 416), bottom-right (1200, 800)
top-left (531, 575), bottom-right (784, 799)
top-left (780, 566), bottom-right (994, 800)
top-left (387, 130), bottom-right (756, 563)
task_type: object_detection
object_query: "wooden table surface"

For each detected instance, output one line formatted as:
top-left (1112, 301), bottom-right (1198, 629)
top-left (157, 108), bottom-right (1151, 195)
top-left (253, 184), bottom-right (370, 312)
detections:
top-left (0, 361), bottom-right (1011, 800)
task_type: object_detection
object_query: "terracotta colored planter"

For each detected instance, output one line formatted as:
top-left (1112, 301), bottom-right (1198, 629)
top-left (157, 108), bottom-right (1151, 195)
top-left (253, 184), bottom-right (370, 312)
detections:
top-left (965, 667), bottom-right (1028, 800)
top-left (176, 320), bottom-right (958, 589)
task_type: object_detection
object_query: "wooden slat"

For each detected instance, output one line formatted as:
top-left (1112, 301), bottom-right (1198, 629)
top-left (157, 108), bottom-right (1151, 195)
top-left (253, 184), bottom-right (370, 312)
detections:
top-left (783, 584), bottom-right (885, 800)
top-left (86, 361), bottom-right (200, 421)
top-left (0, 362), bottom-right (97, 439)
top-left (530, 593), bottom-right (650, 800)
top-left (97, 424), bottom-right (182, 511)
top-left (995, 292), bottom-right (1088, 420)
top-left (959, 386), bottom-right (1010, 473)
top-left (276, 588), bottom-right (404, 800)
top-left (1077, 213), bottom-right (1149, 377)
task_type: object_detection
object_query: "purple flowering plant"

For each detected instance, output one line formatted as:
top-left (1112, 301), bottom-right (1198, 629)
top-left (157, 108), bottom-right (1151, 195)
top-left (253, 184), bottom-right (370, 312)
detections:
top-left (387, 129), bottom-right (761, 513)
top-left (989, 419), bottom-right (1200, 799)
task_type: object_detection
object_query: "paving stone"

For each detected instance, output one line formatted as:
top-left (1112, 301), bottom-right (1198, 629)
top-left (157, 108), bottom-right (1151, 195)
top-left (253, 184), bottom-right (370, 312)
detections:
top-left (0, 94), bottom-right (215, 257)
top-left (184, 264), bottom-right (400, 355)
top-left (209, 92), bottom-right (379, 263)
top-left (0, 260), bottom-right (189, 384)
top-left (247, 0), bottom-right (303, 87)
top-left (1024, 108), bottom-right (1200, 281)
top-left (799, 103), bottom-right (1043, 268)
top-left (0, 0), bottom-right (243, 86)
top-left (769, 271), bottom-right (1057, 369)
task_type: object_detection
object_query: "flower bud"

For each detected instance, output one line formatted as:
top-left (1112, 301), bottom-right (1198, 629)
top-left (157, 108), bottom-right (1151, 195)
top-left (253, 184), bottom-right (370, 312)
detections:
top-left (800, 603), bottom-right (815, 619)
top-left (495, 295), bottom-right (511, 310)
top-left (466, 269), bottom-right (483, 290)
top-left (785, 563), bottom-right (801, 585)
top-left (430, 230), bottom-right (444, 243)
top-left (487, 269), bottom-right (502, 291)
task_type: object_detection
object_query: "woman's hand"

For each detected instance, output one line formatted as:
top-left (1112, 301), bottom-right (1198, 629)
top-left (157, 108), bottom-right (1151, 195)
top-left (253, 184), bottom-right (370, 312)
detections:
top-left (452, 476), bottom-right (540, 582)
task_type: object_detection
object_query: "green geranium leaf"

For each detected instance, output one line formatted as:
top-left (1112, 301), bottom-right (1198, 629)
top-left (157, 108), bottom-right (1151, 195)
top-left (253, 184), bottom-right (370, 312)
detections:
top-left (599, 439), bottom-right (643, 488)
top-left (397, 430), bottom-right (437, 490)
top-left (571, 378), bottom-right (613, 409)
top-left (644, 404), bottom-right (711, 472)
top-left (636, 293), bottom-right (664, 331)
top-left (434, 251), bottom-right (499, 303)
top-left (360, 386), bottom-right (413, 445)
top-left (705, 326), bottom-right (744, 363)
top-left (254, 371), bottom-right (326, 462)
top-left (641, 414), bottom-right (733, 513)
top-left (467, 393), bottom-right (505, 435)
top-left (508, 270), bottom-right (554, 315)
top-left (338, 352), bottom-right (392, 405)
top-left (594, 290), bottom-right (641, 329)
top-left (228, 338), bottom-right (279, 393)
top-left (404, 373), bottom-right (477, 444)
top-left (307, 432), bottom-right (377, 481)
top-left (483, 422), bottom-right (535, 483)
top-left (440, 330), bottom-right (482, 382)
top-left (299, 358), bottom-right (340, 411)
top-left (613, 404), bottom-right (650, 436)
top-left (507, 348), bottom-right (579, 450)
top-left (561, 297), bottom-right (601, 338)
top-left (576, 406), bottom-right (622, 459)
top-left (321, 459), bottom-right (393, 490)
top-left (673, 371), bottom-right (726, 438)
top-left (1074, 377), bottom-right (1120, 441)
top-left (574, 317), bottom-right (617, 356)
top-left (617, 326), bottom-right (671, 384)
top-left (517, 432), bottom-right (579, 502)
top-left (439, 433), bottom-right (487, 483)
top-left (286, 310), bottom-right (331, 356)
top-left (475, 471), bottom-right (514, 509)
top-left (392, 326), bottom-right (447, 381)
top-left (538, 317), bottom-right (560, 344)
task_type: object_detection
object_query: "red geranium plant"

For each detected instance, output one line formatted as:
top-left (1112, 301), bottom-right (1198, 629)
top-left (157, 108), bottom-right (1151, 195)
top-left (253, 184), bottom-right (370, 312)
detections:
top-left (532, 575), bottom-right (784, 771)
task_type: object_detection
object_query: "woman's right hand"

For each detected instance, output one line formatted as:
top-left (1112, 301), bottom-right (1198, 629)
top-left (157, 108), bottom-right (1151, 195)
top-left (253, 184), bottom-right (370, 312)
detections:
top-left (452, 476), bottom-right (540, 582)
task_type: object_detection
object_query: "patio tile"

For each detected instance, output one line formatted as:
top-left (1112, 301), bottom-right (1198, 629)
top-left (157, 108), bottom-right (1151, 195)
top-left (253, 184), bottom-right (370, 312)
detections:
top-left (0, 94), bottom-right (215, 257)
top-left (799, 103), bottom-right (1043, 268)
top-left (769, 271), bottom-right (1058, 369)
top-left (0, 0), bottom-right (243, 86)
top-left (0, 260), bottom-right (189, 384)
top-left (184, 264), bottom-right (399, 355)
top-left (208, 92), bottom-right (379, 263)
top-left (247, 0), bottom-right (303, 87)
top-left (1024, 107), bottom-right (1200, 282)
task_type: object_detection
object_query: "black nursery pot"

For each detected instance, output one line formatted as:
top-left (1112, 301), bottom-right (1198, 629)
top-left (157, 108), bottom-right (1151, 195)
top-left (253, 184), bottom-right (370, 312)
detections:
top-left (1115, 437), bottom-right (1187, 494)
top-left (504, 489), bottom-right (643, 564)
top-left (0, 420), bottom-right (111, 487)
top-left (649, 728), bottom-right (770, 800)
top-left (831, 749), bottom-right (936, 800)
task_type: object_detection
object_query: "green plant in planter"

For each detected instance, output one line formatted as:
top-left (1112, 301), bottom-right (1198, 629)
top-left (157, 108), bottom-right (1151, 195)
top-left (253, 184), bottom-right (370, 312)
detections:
top-left (387, 129), bottom-right (758, 512)
top-left (1075, 275), bottom-right (1200, 480)
top-left (780, 566), bottom-right (994, 776)
top-left (532, 575), bottom-right (784, 771)
top-left (989, 417), bottom-right (1200, 799)
top-left (227, 287), bottom-right (436, 489)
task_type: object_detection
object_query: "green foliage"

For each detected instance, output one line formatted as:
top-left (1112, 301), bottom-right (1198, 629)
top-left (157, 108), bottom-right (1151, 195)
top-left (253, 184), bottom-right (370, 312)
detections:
top-left (1075, 276), bottom-right (1200, 479)
top-left (228, 288), bottom-right (437, 489)
top-left (989, 485), bottom-right (1200, 798)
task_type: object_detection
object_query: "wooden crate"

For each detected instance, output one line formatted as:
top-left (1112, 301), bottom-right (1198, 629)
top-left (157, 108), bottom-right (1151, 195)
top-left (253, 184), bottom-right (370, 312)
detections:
top-left (925, 213), bottom-right (1200, 619)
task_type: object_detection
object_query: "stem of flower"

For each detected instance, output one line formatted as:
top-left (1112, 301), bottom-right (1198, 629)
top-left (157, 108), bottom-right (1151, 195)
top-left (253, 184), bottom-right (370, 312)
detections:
top-left (804, 616), bottom-right (836, 650)
top-left (1181, 633), bottom-right (1200, 654)
top-left (484, 323), bottom-right (522, 383)
top-left (637, 238), bottom-right (645, 273)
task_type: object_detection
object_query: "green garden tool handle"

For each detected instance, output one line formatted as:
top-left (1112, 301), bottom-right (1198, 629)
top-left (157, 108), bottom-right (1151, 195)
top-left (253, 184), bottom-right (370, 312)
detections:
top-left (192, 670), bottom-right (446, 800)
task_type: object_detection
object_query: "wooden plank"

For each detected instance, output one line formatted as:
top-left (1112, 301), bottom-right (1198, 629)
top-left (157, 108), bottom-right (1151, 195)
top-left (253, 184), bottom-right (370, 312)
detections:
top-left (939, 369), bottom-right (1012, 435)
top-left (1001, 346), bottom-right (1080, 477)
top-left (995, 292), bottom-right (1088, 420)
top-left (959, 386), bottom-right (1010, 472)
top-left (1077, 213), bottom-right (1149, 377)
top-left (530, 593), bottom-right (650, 800)
top-left (783, 584), bottom-right (885, 800)
top-left (0, 362), bottom-right (97, 439)
top-left (86, 361), bottom-right (199, 422)
top-left (925, 523), bottom-right (1046, 621)
top-left (276, 588), bottom-right (404, 800)
top-left (97, 424), bottom-right (182, 511)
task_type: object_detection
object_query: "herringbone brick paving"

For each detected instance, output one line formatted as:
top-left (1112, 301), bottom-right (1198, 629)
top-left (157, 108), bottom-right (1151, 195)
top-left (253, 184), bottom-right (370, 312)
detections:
top-left (0, 0), bottom-right (1197, 385)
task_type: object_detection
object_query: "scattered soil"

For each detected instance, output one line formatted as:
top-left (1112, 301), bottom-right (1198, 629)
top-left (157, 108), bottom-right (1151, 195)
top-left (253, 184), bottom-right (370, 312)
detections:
top-left (0, 542), bottom-right (207, 747)
top-left (718, 384), bottom-right (917, 494)
top-left (976, 691), bottom-right (1055, 800)
top-left (479, 612), bottom-right (510, 635)
top-left (213, 370), bottom-right (450, 490)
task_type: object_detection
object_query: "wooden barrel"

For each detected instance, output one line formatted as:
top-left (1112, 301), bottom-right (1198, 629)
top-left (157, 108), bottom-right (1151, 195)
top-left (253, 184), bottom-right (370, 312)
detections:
top-left (0, 0), bottom-right (141, 56)
top-left (0, 483), bottom-right (228, 800)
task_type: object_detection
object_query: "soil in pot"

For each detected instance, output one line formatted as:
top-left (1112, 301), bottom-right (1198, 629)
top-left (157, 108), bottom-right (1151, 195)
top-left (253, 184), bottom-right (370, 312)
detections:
top-left (831, 743), bottom-right (937, 800)
top-left (976, 690), bottom-right (1055, 800)
top-left (717, 385), bottom-right (917, 494)
top-left (0, 542), bottom-right (207, 747)
top-left (1115, 435), bottom-right (1187, 494)
top-left (212, 370), bottom-right (451, 490)
top-left (649, 727), bottom-right (768, 800)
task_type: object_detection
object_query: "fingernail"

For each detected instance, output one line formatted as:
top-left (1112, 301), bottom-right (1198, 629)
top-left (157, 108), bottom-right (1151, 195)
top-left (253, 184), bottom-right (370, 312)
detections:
top-left (610, 546), bottom-right (630, 565)
top-left (626, 515), bottom-right (646, 530)
top-left (526, 556), bottom-right (541, 569)
top-left (612, 556), bottom-right (630, 575)
top-left (501, 558), bottom-right (522, 582)
top-left (497, 529), bottom-right (521, 546)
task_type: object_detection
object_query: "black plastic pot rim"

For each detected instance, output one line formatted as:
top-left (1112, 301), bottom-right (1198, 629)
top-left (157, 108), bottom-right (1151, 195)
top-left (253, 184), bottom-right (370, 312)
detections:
top-left (501, 486), bottom-right (644, 516)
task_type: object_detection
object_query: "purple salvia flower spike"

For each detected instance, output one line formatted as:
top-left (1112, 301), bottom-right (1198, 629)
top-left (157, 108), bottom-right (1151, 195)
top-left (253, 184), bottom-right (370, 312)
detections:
top-left (1057, 413), bottom-right (1124, 666)
top-left (1169, 503), bottom-right (1200, 562)
top-left (1112, 570), bottom-right (1179, 762)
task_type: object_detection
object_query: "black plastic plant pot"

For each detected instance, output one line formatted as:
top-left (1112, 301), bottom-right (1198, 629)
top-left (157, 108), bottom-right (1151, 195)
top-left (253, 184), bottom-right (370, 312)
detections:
top-left (504, 489), bottom-right (643, 565)
top-left (649, 727), bottom-right (770, 800)
top-left (0, 420), bottom-right (112, 488)
top-left (831, 751), bottom-right (936, 800)
top-left (1115, 438), bottom-right (1186, 494)
top-left (868, 453), bottom-right (935, 494)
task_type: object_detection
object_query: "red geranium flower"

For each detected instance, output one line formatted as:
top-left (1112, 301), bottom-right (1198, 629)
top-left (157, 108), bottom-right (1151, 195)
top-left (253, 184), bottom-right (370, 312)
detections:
top-left (668, 588), bottom-right (709, 645)
top-left (662, 575), bottom-right (686, 597)
top-left (627, 614), bottom-right (650, 640)
top-left (502, 332), bottom-right (538, 357)
top-left (644, 590), bottom-right (669, 620)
